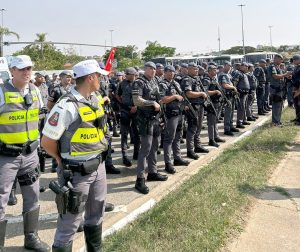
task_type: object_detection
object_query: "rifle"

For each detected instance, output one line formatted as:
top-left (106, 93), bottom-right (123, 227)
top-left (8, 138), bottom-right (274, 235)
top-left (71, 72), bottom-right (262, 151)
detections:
top-left (170, 80), bottom-right (198, 119)
top-left (198, 79), bottom-right (217, 116)
top-left (215, 82), bottom-right (232, 107)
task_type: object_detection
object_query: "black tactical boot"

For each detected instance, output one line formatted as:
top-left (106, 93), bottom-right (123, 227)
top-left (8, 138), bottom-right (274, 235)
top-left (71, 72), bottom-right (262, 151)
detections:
top-left (105, 202), bottom-right (115, 212)
top-left (0, 220), bottom-right (7, 252)
top-left (242, 121), bottom-right (251, 125)
top-left (135, 178), bottom-right (149, 194)
top-left (236, 123), bottom-right (245, 129)
top-left (52, 242), bottom-right (73, 252)
top-left (123, 156), bottom-right (132, 167)
top-left (247, 116), bottom-right (256, 121)
top-left (194, 145), bottom-right (209, 153)
top-left (230, 127), bottom-right (240, 132)
top-left (23, 206), bottom-right (50, 252)
top-left (173, 158), bottom-right (190, 166)
top-left (8, 179), bottom-right (17, 206)
top-left (224, 131), bottom-right (234, 136)
top-left (214, 137), bottom-right (226, 143)
top-left (208, 139), bottom-right (219, 147)
top-left (187, 151), bottom-right (199, 160)
top-left (258, 109), bottom-right (266, 115)
top-left (84, 224), bottom-right (102, 252)
top-left (165, 163), bottom-right (176, 174)
top-left (147, 173), bottom-right (168, 181)
top-left (106, 164), bottom-right (121, 174)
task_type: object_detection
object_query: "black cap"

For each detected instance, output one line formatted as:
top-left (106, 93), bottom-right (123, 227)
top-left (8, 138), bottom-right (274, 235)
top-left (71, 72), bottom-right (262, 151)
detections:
top-left (208, 62), bottom-right (217, 67)
top-left (292, 54), bottom-right (300, 61)
top-left (35, 71), bottom-right (46, 77)
top-left (156, 63), bottom-right (164, 69)
top-left (180, 63), bottom-right (188, 68)
top-left (275, 54), bottom-right (283, 59)
top-left (125, 67), bottom-right (137, 75)
top-left (59, 70), bottom-right (73, 77)
top-left (241, 62), bottom-right (249, 67)
top-left (188, 62), bottom-right (198, 68)
top-left (248, 63), bottom-right (254, 67)
top-left (259, 59), bottom-right (267, 64)
top-left (224, 60), bottom-right (232, 66)
top-left (208, 65), bottom-right (217, 70)
top-left (164, 65), bottom-right (175, 72)
top-left (144, 61), bottom-right (156, 69)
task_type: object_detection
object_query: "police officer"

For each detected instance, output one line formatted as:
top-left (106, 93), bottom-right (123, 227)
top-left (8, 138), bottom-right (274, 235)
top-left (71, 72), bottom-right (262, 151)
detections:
top-left (109, 72), bottom-right (122, 137)
top-left (286, 58), bottom-right (295, 107)
top-left (155, 63), bottom-right (164, 82)
top-left (292, 54), bottom-right (300, 124)
top-left (132, 62), bottom-right (168, 194)
top-left (232, 62), bottom-right (251, 128)
top-left (174, 63), bottom-right (188, 87)
top-left (47, 70), bottom-right (73, 111)
top-left (254, 59), bottom-right (267, 115)
top-left (46, 70), bottom-right (74, 173)
top-left (268, 54), bottom-right (292, 126)
top-left (116, 67), bottom-right (140, 167)
top-left (34, 71), bottom-right (49, 106)
top-left (42, 59), bottom-right (108, 251)
top-left (160, 65), bottom-right (190, 174)
top-left (218, 61), bottom-right (239, 136)
top-left (0, 55), bottom-right (49, 251)
top-left (246, 64), bottom-right (258, 121)
top-left (181, 62), bottom-right (209, 160)
top-left (203, 65), bottom-right (226, 147)
top-left (264, 59), bottom-right (272, 111)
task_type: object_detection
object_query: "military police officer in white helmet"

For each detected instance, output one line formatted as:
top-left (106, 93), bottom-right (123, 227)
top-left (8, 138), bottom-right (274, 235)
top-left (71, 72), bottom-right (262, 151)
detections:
top-left (0, 55), bottom-right (49, 251)
top-left (42, 60), bottom-right (109, 251)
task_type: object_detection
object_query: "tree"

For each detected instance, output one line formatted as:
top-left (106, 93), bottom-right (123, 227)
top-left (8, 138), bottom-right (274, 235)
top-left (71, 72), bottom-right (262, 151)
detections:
top-left (142, 41), bottom-right (176, 61)
top-left (102, 45), bottom-right (142, 71)
top-left (0, 27), bottom-right (20, 56)
top-left (223, 46), bottom-right (256, 55)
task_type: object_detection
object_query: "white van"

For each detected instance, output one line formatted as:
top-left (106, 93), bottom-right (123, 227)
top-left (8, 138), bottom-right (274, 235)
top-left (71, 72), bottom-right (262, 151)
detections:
top-left (0, 57), bottom-right (12, 84)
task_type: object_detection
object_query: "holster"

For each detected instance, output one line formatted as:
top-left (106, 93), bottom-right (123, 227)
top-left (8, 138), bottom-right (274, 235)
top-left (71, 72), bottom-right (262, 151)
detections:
top-left (62, 157), bottom-right (101, 176)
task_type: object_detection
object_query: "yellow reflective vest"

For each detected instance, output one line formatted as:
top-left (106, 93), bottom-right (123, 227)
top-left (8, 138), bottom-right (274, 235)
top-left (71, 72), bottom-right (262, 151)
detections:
top-left (59, 92), bottom-right (107, 159)
top-left (0, 82), bottom-right (40, 144)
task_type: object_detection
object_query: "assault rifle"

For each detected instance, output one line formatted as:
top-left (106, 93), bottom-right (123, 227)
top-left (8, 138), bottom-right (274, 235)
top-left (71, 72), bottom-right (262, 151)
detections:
top-left (170, 80), bottom-right (198, 120)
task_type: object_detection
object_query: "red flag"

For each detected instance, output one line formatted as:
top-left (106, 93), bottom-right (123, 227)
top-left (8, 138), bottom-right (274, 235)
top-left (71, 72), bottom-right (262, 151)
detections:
top-left (104, 47), bottom-right (117, 72)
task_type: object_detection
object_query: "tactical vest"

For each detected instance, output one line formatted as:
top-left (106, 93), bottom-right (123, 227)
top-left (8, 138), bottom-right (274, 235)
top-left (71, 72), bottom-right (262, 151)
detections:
top-left (269, 64), bottom-right (283, 88)
top-left (161, 79), bottom-right (182, 114)
top-left (59, 92), bottom-right (107, 159)
top-left (119, 80), bottom-right (134, 110)
top-left (0, 82), bottom-right (40, 144)
top-left (247, 73), bottom-right (258, 90)
top-left (135, 76), bottom-right (160, 117)
top-left (236, 71), bottom-right (250, 91)
top-left (182, 75), bottom-right (205, 105)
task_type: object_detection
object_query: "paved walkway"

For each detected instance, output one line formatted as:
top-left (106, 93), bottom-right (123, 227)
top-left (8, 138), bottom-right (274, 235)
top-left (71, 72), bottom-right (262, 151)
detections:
top-left (227, 133), bottom-right (300, 252)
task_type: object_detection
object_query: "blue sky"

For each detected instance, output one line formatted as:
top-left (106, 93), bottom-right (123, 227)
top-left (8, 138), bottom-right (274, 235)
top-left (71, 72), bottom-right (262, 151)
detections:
top-left (2, 0), bottom-right (300, 57)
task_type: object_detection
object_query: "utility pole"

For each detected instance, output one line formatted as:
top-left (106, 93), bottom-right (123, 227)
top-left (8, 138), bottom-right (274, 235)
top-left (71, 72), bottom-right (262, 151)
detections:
top-left (109, 29), bottom-right (114, 47)
top-left (238, 4), bottom-right (246, 55)
top-left (268, 25), bottom-right (273, 48)
top-left (0, 8), bottom-right (6, 57)
top-left (218, 26), bottom-right (221, 55)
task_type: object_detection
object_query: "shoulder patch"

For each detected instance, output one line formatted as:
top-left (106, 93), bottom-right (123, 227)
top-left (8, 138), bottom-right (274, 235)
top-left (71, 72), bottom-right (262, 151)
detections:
top-left (48, 112), bottom-right (60, 126)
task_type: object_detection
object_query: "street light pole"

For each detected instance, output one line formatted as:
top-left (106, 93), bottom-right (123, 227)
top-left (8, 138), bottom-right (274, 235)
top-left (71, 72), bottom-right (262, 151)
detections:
top-left (238, 4), bottom-right (246, 55)
top-left (109, 29), bottom-right (114, 47)
top-left (268, 25), bottom-right (273, 48)
top-left (0, 8), bottom-right (5, 57)
top-left (218, 26), bottom-right (221, 56)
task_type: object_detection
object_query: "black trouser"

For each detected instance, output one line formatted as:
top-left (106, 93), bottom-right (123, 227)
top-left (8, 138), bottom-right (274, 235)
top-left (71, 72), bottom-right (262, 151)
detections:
top-left (120, 112), bottom-right (140, 157)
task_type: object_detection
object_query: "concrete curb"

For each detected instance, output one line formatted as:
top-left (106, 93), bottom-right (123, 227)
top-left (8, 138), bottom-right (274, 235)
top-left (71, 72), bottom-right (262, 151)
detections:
top-left (77, 114), bottom-right (272, 251)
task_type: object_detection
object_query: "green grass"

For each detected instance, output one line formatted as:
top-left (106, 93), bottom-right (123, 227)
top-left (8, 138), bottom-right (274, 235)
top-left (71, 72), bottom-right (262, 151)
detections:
top-left (103, 108), bottom-right (299, 252)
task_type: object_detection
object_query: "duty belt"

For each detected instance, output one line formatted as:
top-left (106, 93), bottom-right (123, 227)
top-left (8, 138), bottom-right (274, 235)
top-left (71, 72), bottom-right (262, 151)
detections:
top-left (62, 155), bottom-right (103, 175)
top-left (0, 140), bottom-right (39, 157)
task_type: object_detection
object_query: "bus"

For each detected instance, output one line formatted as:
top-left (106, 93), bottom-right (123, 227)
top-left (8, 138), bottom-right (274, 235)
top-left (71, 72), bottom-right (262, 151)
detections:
top-left (151, 55), bottom-right (216, 66)
top-left (213, 55), bottom-right (244, 66)
top-left (244, 52), bottom-right (277, 64)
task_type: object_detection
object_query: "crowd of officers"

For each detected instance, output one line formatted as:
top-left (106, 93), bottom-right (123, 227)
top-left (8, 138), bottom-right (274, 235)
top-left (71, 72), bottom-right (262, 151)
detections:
top-left (0, 53), bottom-right (300, 251)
